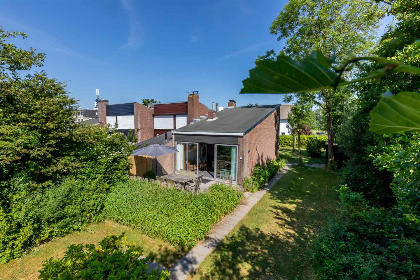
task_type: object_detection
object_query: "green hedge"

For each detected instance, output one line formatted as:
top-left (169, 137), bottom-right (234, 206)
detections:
top-left (279, 135), bottom-right (328, 147)
top-left (104, 181), bottom-right (243, 249)
top-left (0, 178), bottom-right (109, 262)
top-left (243, 158), bottom-right (286, 192)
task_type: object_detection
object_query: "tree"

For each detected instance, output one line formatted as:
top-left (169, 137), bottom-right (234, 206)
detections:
top-left (242, 0), bottom-right (387, 169)
top-left (287, 101), bottom-right (313, 165)
top-left (141, 98), bottom-right (160, 107)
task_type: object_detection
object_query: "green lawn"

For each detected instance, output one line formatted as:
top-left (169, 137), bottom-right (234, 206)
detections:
top-left (279, 147), bottom-right (326, 165)
top-left (189, 166), bottom-right (340, 279)
top-left (0, 220), bottom-right (182, 280)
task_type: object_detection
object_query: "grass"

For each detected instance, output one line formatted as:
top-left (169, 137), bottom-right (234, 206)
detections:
top-left (279, 146), bottom-right (326, 165)
top-left (0, 220), bottom-right (182, 280)
top-left (189, 166), bottom-right (340, 279)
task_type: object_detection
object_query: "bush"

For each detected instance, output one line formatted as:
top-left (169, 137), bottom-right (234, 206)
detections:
top-left (306, 138), bottom-right (325, 157)
top-left (143, 170), bottom-right (156, 180)
top-left (279, 135), bottom-right (327, 147)
top-left (39, 234), bottom-right (170, 279)
top-left (104, 181), bottom-right (243, 249)
top-left (243, 158), bottom-right (286, 192)
top-left (0, 178), bottom-right (108, 262)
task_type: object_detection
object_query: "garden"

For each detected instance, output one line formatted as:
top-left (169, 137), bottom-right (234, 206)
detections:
top-left (0, 28), bottom-right (243, 279)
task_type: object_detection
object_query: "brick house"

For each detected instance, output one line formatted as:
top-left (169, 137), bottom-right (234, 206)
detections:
top-left (97, 93), bottom-right (209, 142)
top-left (168, 103), bottom-right (280, 184)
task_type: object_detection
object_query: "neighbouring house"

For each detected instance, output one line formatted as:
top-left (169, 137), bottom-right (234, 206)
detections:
top-left (98, 100), bottom-right (154, 142)
top-left (153, 103), bottom-right (280, 184)
top-left (152, 92), bottom-right (209, 136)
top-left (73, 108), bottom-right (99, 123)
top-left (97, 92), bottom-right (210, 142)
top-left (279, 105), bottom-right (293, 135)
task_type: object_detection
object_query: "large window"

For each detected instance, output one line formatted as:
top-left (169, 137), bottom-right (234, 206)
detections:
top-left (216, 145), bottom-right (237, 181)
top-left (176, 143), bottom-right (198, 172)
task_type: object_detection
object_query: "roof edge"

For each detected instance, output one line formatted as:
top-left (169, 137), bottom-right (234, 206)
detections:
top-left (173, 131), bottom-right (244, 136)
top-left (243, 104), bottom-right (280, 136)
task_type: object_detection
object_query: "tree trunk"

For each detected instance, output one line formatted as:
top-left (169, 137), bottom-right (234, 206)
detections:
top-left (326, 102), bottom-right (334, 170)
top-left (298, 131), bottom-right (302, 165)
top-left (293, 132), bottom-right (296, 151)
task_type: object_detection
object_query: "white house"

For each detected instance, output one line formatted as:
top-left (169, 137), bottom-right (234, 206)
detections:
top-left (279, 105), bottom-right (293, 135)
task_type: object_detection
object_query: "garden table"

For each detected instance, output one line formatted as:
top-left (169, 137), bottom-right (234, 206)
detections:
top-left (158, 173), bottom-right (194, 190)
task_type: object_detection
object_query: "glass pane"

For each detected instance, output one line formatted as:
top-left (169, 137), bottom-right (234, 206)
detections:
top-left (176, 143), bottom-right (185, 171)
top-left (216, 146), bottom-right (237, 181)
top-left (187, 143), bottom-right (198, 173)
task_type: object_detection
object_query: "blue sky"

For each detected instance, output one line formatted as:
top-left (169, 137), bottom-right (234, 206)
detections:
top-left (1, 0), bottom-right (290, 109)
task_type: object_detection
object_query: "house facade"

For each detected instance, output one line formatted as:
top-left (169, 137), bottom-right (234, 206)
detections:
top-left (169, 104), bottom-right (280, 184)
top-left (279, 105), bottom-right (293, 135)
top-left (97, 93), bottom-right (209, 142)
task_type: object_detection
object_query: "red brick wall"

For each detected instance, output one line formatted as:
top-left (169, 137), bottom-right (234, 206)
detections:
top-left (97, 100), bottom-right (108, 127)
top-left (187, 94), bottom-right (209, 123)
top-left (237, 107), bottom-right (280, 184)
top-left (134, 103), bottom-right (154, 142)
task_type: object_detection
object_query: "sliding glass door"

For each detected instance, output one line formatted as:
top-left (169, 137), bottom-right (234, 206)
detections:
top-left (215, 145), bottom-right (237, 181)
top-left (176, 143), bottom-right (198, 173)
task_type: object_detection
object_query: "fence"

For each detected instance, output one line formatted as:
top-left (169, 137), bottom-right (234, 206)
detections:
top-left (129, 155), bottom-right (153, 177)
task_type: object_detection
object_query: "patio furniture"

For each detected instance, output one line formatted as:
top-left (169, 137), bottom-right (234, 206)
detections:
top-left (199, 162), bottom-right (207, 171)
top-left (188, 160), bottom-right (197, 171)
top-left (185, 175), bottom-right (203, 192)
top-left (158, 173), bottom-right (194, 190)
top-left (220, 169), bottom-right (229, 179)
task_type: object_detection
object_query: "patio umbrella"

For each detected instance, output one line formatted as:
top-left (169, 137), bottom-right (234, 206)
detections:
top-left (131, 144), bottom-right (178, 174)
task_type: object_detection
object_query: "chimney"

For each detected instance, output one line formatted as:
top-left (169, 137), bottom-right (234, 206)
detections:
top-left (187, 91), bottom-right (200, 123)
top-left (212, 102), bottom-right (215, 111)
top-left (208, 110), bottom-right (217, 119)
top-left (228, 100), bottom-right (236, 108)
top-left (98, 99), bottom-right (109, 127)
top-left (216, 103), bottom-right (219, 112)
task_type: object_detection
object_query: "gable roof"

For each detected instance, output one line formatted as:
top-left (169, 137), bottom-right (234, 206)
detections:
top-left (173, 105), bottom-right (279, 136)
top-left (279, 105), bottom-right (293, 120)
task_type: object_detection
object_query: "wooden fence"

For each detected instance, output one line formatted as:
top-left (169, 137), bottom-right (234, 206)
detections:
top-left (129, 155), bottom-right (153, 177)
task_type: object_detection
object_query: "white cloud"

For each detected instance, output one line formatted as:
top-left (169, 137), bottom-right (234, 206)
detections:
top-left (121, 0), bottom-right (144, 49)
top-left (190, 35), bottom-right (200, 43)
top-left (216, 40), bottom-right (272, 63)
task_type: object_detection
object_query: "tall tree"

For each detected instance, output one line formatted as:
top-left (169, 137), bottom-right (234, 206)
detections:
top-left (287, 101), bottom-right (313, 165)
top-left (242, 0), bottom-right (386, 169)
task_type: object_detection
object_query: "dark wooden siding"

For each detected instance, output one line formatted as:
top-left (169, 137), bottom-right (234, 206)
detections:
top-left (154, 102), bottom-right (187, 115)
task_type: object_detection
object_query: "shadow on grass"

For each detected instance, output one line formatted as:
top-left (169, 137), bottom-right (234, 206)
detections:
top-left (191, 167), bottom-right (339, 279)
top-left (279, 147), bottom-right (326, 165)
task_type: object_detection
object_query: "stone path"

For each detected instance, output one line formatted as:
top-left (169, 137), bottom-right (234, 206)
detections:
top-left (169, 164), bottom-right (293, 280)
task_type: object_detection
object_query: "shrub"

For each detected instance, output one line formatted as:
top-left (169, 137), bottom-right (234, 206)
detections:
top-left (39, 234), bottom-right (170, 279)
top-left (279, 135), bottom-right (327, 147)
top-left (143, 170), bottom-right (156, 180)
top-left (104, 181), bottom-right (243, 249)
top-left (243, 158), bottom-right (286, 192)
top-left (0, 178), bottom-right (108, 262)
top-left (306, 138), bottom-right (324, 157)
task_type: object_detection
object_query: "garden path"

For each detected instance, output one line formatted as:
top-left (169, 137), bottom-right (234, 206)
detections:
top-left (169, 164), bottom-right (293, 280)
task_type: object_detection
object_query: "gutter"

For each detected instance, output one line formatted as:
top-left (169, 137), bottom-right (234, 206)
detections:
top-left (172, 131), bottom-right (244, 136)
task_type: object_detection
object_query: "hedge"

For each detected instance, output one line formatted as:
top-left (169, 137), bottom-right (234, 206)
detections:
top-left (243, 158), bottom-right (286, 192)
top-left (104, 180), bottom-right (243, 249)
top-left (279, 135), bottom-right (328, 147)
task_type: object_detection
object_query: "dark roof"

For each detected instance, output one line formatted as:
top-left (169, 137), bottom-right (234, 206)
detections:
top-left (279, 105), bottom-right (293, 120)
top-left (106, 103), bottom-right (135, 116)
top-left (136, 132), bottom-right (173, 148)
top-left (174, 105), bottom-right (279, 136)
top-left (82, 118), bottom-right (99, 125)
top-left (83, 109), bottom-right (98, 118)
